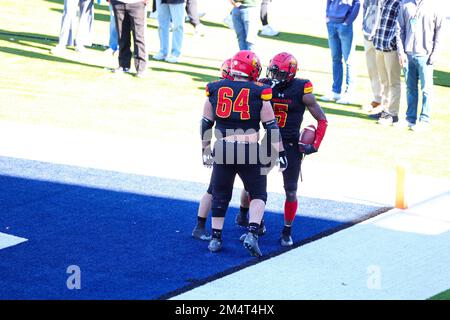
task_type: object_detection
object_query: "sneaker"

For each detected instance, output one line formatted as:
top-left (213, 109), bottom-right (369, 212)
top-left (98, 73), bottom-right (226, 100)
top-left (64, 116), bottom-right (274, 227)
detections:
top-left (135, 70), bottom-right (147, 78)
top-left (260, 24), bottom-right (279, 37)
top-left (319, 91), bottom-right (341, 102)
top-left (223, 15), bottom-right (234, 29)
top-left (165, 55), bottom-right (179, 63)
top-left (362, 101), bottom-right (381, 113)
top-left (104, 48), bottom-right (117, 56)
top-left (192, 225), bottom-right (212, 241)
top-left (368, 112), bottom-right (383, 120)
top-left (152, 52), bottom-right (166, 60)
top-left (377, 112), bottom-right (399, 125)
top-left (75, 46), bottom-right (87, 54)
top-left (395, 119), bottom-right (415, 129)
top-left (243, 232), bottom-right (262, 257)
top-left (280, 234), bottom-right (293, 247)
top-left (235, 210), bottom-right (249, 227)
top-left (336, 92), bottom-right (355, 105)
top-left (368, 104), bottom-right (384, 115)
top-left (208, 238), bottom-right (222, 252)
top-left (411, 121), bottom-right (430, 132)
top-left (50, 45), bottom-right (67, 56)
top-left (194, 23), bottom-right (206, 37)
top-left (113, 66), bottom-right (130, 74)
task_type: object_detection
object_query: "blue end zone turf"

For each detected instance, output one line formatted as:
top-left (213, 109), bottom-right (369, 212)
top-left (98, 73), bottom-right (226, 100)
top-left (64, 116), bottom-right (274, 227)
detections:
top-left (0, 157), bottom-right (387, 299)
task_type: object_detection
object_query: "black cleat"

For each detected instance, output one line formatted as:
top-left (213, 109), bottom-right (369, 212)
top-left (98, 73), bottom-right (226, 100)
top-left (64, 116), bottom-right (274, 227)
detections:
top-left (280, 234), bottom-right (293, 247)
top-left (192, 226), bottom-right (212, 241)
top-left (243, 232), bottom-right (262, 257)
top-left (208, 238), bottom-right (222, 252)
top-left (235, 210), bottom-right (249, 227)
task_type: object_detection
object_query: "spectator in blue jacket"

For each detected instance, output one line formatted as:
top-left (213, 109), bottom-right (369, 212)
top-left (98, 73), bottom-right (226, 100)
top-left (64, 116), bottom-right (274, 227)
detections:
top-left (320, 0), bottom-right (360, 105)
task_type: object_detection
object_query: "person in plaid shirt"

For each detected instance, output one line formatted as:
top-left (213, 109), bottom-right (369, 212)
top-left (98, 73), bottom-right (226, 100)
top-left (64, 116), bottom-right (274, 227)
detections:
top-left (371, 0), bottom-right (402, 125)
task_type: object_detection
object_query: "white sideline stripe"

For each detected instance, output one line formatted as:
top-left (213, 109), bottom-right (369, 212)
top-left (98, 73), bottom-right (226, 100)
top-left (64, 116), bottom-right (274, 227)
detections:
top-left (0, 232), bottom-right (28, 250)
top-left (172, 193), bottom-right (450, 300)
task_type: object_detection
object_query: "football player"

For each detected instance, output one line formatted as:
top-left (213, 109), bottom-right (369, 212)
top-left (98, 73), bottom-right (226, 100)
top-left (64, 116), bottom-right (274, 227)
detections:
top-left (200, 50), bottom-right (287, 257)
top-left (236, 52), bottom-right (328, 246)
top-left (192, 58), bottom-right (265, 242)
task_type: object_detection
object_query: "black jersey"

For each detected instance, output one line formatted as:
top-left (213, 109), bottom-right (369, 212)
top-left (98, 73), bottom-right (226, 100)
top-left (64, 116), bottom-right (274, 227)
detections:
top-left (261, 78), bottom-right (313, 142)
top-left (206, 79), bottom-right (272, 137)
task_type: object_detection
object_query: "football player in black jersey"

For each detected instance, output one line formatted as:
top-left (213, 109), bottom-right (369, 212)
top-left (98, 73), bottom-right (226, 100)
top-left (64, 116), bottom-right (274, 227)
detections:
top-left (200, 50), bottom-right (287, 257)
top-left (236, 52), bottom-right (328, 247)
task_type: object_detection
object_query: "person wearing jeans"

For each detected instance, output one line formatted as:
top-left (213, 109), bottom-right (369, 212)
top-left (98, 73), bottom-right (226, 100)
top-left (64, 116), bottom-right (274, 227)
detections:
top-left (153, 0), bottom-right (185, 63)
top-left (230, 0), bottom-right (260, 51)
top-left (321, 0), bottom-right (360, 105)
top-left (396, 0), bottom-right (443, 131)
top-left (106, 1), bottom-right (119, 54)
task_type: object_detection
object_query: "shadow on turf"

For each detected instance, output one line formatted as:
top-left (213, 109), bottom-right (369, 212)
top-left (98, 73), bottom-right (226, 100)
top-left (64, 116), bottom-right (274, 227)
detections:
top-left (150, 66), bottom-right (216, 83)
top-left (0, 30), bottom-right (105, 69)
top-left (260, 31), bottom-right (365, 52)
top-left (0, 158), bottom-right (389, 299)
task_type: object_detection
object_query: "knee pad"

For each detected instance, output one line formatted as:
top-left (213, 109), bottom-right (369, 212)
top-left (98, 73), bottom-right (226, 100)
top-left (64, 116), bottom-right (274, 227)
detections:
top-left (285, 190), bottom-right (297, 202)
top-left (284, 183), bottom-right (298, 195)
top-left (248, 192), bottom-right (267, 204)
top-left (212, 195), bottom-right (231, 217)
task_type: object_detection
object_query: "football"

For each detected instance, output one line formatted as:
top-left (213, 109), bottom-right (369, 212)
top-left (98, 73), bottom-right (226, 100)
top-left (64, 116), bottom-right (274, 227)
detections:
top-left (299, 124), bottom-right (316, 145)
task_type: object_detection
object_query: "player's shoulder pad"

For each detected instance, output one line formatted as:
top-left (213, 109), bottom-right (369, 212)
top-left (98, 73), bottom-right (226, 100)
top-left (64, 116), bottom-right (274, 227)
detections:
top-left (301, 79), bottom-right (313, 94)
top-left (261, 86), bottom-right (272, 101)
top-left (205, 80), bottom-right (220, 97)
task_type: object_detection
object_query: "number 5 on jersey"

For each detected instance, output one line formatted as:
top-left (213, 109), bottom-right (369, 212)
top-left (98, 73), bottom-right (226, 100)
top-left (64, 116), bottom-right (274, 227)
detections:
top-left (216, 87), bottom-right (250, 120)
top-left (273, 103), bottom-right (288, 128)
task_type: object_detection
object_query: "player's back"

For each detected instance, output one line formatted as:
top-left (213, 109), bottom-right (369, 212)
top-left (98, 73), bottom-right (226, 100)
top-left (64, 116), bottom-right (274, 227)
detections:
top-left (206, 79), bottom-right (272, 137)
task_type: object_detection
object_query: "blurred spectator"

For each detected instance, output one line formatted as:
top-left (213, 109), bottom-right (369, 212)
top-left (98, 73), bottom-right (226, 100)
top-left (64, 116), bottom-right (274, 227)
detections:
top-left (111, 0), bottom-right (148, 77)
top-left (105, 1), bottom-right (119, 55)
top-left (320, 0), bottom-right (360, 105)
top-left (230, 0), bottom-right (260, 51)
top-left (185, 0), bottom-right (206, 36)
top-left (259, 0), bottom-right (278, 36)
top-left (396, 0), bottom-right (444, 131)
top-left (371, 0), bottom-right (402, 125)
top-left (51, 0), bottom-right (94, 55)
top-left (362, 0), bottom-right (383, 113)
top-left (153, 0), bottom-right (185, 63)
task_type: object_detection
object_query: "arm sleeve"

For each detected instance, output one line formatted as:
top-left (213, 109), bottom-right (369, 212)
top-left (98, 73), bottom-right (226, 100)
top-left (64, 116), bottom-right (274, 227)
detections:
top-left (396, 5), bottom-right (406, 56)
top-left (429, 11), bottom-right (444, 61)
top-left (344, 0), bottom-right (361, 25)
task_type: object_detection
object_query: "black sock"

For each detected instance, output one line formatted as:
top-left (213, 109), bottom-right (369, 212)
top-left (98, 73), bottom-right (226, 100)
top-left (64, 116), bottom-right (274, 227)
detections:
top-left (196, 216), bottom-right (206, 228)
top-left (282, 226), bottom-right (292, 236)
top-left (239, 206), bottom-right (249, 214)
top-left (212, 228), bottom-right (222, 240)
top-left (248, 222), bottom-right (260, 235)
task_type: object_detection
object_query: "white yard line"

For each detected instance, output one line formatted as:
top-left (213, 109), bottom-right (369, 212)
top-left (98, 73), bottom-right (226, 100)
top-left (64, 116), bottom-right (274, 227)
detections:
top-left (172, 192), bottom-right (450, 300)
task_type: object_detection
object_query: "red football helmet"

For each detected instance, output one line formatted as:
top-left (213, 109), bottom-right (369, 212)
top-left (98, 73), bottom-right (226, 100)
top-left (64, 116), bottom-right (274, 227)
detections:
top-left (220, 58), bottom-right (233, 80)
top-left (266, 52), bottom-right (298, 84)
top-left (230, 50), bottom-right (262, 81)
